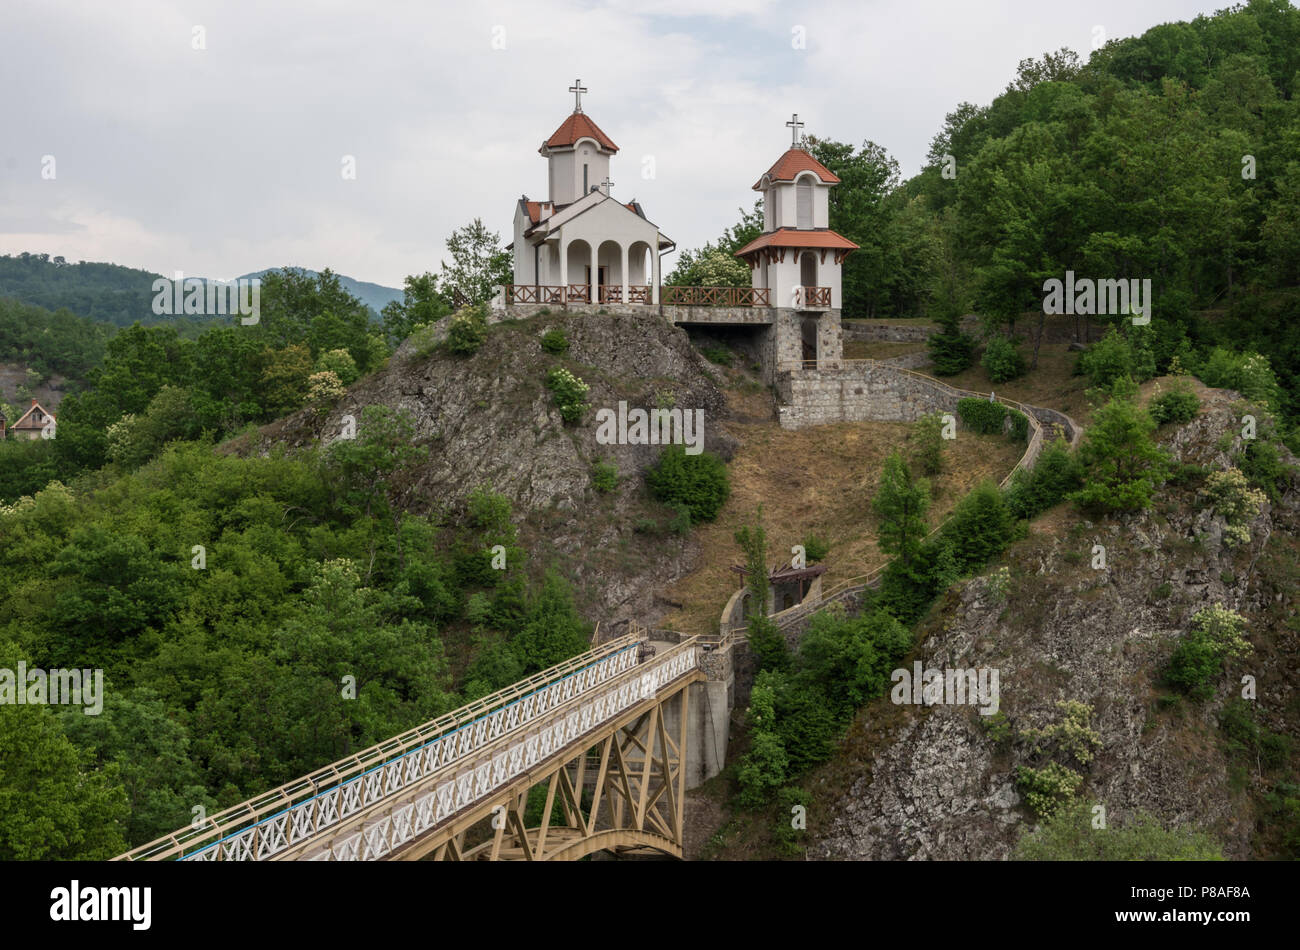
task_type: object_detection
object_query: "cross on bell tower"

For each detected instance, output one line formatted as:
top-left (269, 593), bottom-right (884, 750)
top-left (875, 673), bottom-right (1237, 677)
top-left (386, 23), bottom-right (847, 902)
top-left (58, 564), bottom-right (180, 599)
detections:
top-left (569, 79), bottom-right (588, 113)
top-left (786, 113), bottom-right (804, 147)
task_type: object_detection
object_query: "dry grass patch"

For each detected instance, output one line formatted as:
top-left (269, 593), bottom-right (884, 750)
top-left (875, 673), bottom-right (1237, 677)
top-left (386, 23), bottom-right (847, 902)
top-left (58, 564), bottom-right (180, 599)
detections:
top-left (939, 342), bottom-right (1092, 423)
top-left (659, 397), bottom-right (1025, 635)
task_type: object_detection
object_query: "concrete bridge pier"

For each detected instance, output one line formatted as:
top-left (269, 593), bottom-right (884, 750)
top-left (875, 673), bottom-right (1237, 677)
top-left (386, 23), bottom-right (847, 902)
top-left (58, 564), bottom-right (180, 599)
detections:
top-left (649, 637), bottom-right (735, 788)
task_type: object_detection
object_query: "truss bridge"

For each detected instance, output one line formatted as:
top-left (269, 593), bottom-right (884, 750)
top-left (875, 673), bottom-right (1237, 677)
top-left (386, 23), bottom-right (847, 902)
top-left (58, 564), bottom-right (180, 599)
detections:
top-left (115, 631), bottom-right (705, 862)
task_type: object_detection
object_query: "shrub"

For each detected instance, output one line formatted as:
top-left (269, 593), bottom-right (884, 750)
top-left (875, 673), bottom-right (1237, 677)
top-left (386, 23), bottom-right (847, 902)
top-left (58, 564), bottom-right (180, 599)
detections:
top-left (1237, 439), bottom-right (1290, 502)
top-left (1197, 348), bottom-right (1282, 410)
top-left (446, 304), bottom-right (489, 355)
top-left (306, 370), bottom-right (346, 405)
top-left (1006, 408), bottom-right (1029, 443)
top-left (957, 397), bottom-right (1007, 434)
top-left (1004, 441), bottom-right (1082, 520)
top-left (315, 348), bottom-right (360, 386)
top-left (540, 328), bottom-right (569, 354)
top-left (745, 615), bottom-right (789, 672)
top-left (1016, 762), bottom-right (1083, 821)
top-left (544, 367), bottom-right (589, 424)
top-left (982, 336), bottom-right (1026, 383)
top-left (1201, 468), bottom-right (1265, 546)
top-left (590, 460), bottom-right (618, 493)
top-left (940, 480), bottom-right (1013, 574)
top-left (667, 501), bottom-right (692, 536)
top-left (700, 345), bottom-right (734, 366)
top-left (774, 786), bottom-right (811, 854)
top-left (736, 677), bottom-right (789, 807)
top-left (1219, 699), bottom-right (1294, 772)
top-left (1015, 801), bottom-right (1224, 860)
top-left (1166, 604), bottom-right (1251, 700)
top-left (802, 533), bottom-right (830, 562)
top-left (1019, 700), bottom-right (1102, 767)
top-left (1150, 387), bottom-right (1200, 425)
top-left (646, 444), bottom-right (730, 523)
top-left (912, 413), bottom-right (944, 475)
top-left (1077, 327), bottom-right (1151, 388)
top-left (797, 607), bottom-right (911, 717)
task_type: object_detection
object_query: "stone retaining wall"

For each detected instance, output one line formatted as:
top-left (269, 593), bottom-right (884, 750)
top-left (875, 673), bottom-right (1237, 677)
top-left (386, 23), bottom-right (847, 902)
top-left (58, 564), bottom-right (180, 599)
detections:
top-left (777, 363), bottom-right (968, 429)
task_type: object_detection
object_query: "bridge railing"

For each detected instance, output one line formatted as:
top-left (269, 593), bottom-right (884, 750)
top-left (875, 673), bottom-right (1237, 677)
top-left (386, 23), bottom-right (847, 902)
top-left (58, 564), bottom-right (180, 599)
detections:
top-left (301, 637), bottom-right (702, 861)
top-left (115, 634), bottom-right (646, 861)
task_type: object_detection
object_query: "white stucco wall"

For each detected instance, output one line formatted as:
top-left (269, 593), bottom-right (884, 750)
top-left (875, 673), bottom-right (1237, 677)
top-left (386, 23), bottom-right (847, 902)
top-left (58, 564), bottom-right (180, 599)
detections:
top-left (758, 253), bottom-right (843, 309)
top-left (769, 175), bottom-right (829, 230)
top-left (547, 140), bottom-right (611, 205)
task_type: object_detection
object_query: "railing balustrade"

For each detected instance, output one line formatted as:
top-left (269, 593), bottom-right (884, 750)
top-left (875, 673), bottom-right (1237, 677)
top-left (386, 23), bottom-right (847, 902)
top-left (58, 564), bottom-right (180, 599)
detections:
top-left (504, 284), bottom-right (775, 307)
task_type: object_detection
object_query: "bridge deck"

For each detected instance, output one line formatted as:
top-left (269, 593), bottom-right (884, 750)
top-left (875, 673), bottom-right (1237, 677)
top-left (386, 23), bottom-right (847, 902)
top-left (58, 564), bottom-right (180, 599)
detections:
top-left (116, 633), bottom-right (700, 861)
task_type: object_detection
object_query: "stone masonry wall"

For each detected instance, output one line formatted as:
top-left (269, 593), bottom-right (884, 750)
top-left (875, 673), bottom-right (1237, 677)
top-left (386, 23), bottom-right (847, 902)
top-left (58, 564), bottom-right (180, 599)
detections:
top-left (777, 363), bottom-right (966, 428)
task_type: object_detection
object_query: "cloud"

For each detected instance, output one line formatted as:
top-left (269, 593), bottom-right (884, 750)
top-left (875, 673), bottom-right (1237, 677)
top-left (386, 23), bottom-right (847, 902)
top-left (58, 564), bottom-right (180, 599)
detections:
top-left (0, 0), bottom-right (1228, 288)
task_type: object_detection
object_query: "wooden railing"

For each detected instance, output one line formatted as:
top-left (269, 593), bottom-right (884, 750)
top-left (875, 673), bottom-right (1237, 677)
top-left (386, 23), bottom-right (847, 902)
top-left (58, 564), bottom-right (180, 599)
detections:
top-left (505, 284), bottom-right (780, 307)
top-left (796, 286), bottom-right (831, 308)
top-left (598, 284), bottom-right (652, 303)
top-left (661, 285), bottom-right (771, 307)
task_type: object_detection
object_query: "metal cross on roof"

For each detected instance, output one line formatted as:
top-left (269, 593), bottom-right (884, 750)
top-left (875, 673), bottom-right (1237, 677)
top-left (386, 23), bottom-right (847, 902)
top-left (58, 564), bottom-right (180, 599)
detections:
top-left (601, 175), bottom-right (614, 192)
top-left (569, 79), bottom-right (588, 113)
top-left (786, 113), bottom-right (804, 147)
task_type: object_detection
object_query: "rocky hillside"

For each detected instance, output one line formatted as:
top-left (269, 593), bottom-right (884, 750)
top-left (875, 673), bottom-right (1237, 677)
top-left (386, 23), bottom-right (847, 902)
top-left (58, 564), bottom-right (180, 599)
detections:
top-left (810, 382), bottom-right (1298, 859)
top-left (236, 310), bottom-right (736, 630)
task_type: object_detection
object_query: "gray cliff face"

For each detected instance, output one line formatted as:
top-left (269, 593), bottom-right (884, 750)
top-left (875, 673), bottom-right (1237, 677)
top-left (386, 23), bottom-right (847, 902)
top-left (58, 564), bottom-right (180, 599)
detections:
top-left (245, 311), bottom-right (738, 629)
top-left (814, 390), bottom-right (1298, 860)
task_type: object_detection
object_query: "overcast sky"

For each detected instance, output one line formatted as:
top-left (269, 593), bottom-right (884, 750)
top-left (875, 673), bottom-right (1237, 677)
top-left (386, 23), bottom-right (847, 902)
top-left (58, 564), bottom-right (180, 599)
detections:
top-left (1, 0), bottom-right (1232, 288)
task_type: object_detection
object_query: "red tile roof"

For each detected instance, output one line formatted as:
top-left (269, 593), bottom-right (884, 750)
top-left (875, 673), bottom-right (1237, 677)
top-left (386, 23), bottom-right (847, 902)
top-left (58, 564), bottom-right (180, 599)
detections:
top-left (544, 112), bottom-right (619, 152)
top-left (11, 399), bottom-right (54, 430)
top-left (734, 228), bottom-right (859, 257)
top-left (752, 148), bottom-right (840, 189)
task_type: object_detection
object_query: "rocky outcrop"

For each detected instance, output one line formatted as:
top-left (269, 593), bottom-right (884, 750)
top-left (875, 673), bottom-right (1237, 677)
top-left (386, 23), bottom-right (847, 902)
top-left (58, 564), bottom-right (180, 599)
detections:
top-left (242, 310), bottom-right (737, 628)
top-left (813, 386), bottom-right (1298, 860)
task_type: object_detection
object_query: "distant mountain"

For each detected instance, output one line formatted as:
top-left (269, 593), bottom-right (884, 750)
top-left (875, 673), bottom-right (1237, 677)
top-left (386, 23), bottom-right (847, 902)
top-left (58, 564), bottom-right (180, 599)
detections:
top-left (237, 268), bottom-right (404, 315)
top-left (0, 254), bottom-right (404, 326)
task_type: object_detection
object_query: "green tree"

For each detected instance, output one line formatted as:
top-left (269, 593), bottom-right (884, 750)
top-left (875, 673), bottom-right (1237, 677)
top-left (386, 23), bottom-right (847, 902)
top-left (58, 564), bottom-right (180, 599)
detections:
top-left (1071, 387), bottom-right (1171, 513)
top-left (381, 272), bottom-right (450, 346)
top-left (512, 572), bottom-right (591, 674)
top-left (646, 445), bottom-right (730, 523)
top-left (0, 642), bottom-right (129, 859)
top-left (323, 405), bottom-right (423, 519)
top-left (872, 450), bottom-right (930, 568)
top-left (441, 219), bottom-right (512, 304)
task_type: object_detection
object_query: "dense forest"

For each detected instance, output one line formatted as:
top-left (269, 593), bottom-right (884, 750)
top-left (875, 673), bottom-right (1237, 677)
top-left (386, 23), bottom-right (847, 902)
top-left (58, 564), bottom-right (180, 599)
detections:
top-left (0, 254), bottom-right (403, 328)
top-left (0, 254), bottom-right (165, 327)
top-left (0, 297), bottom-right (108, 382)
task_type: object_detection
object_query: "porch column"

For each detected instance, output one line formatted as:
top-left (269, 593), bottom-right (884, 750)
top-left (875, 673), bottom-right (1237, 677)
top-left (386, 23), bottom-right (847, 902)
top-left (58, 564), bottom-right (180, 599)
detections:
top-left (559, 241), bottom-right (568, 304)
top-left (651, 243), bottom-right (661, 305)
top-left (620, 243), bottom-right (629, 306)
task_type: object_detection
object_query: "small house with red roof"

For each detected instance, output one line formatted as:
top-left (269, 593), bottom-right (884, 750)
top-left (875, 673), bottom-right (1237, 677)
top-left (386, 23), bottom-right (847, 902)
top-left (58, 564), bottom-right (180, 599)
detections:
top-left (507, 81), bottom-right (674, 305)
top-left (7, 398), bottom-right (55, 440)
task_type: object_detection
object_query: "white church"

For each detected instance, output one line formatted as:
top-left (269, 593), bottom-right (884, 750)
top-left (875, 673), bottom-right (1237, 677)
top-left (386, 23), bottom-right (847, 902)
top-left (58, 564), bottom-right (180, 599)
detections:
top-left (505, 82), bottom-right (856, 317)
top-left (507, 81), bottom-right (673, 305)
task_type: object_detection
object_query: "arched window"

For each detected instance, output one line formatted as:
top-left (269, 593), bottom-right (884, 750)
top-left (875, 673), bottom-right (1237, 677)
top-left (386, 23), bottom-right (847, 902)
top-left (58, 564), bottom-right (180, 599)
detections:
top-left (796, 178), bottom-right (813, 228)
top-left (800, 251), bottom-right (817, 288)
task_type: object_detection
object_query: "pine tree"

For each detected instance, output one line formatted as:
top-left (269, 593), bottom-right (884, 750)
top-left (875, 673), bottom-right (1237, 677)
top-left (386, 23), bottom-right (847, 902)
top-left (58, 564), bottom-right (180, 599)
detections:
top-left (873, 451), bottom-right (931, 567)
